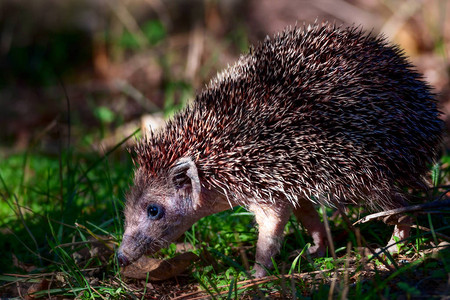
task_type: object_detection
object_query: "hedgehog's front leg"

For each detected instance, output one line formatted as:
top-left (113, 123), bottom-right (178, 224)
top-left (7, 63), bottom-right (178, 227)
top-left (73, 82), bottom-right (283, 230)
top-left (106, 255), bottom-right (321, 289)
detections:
top-left (249, 203), bottom-right (291, 278)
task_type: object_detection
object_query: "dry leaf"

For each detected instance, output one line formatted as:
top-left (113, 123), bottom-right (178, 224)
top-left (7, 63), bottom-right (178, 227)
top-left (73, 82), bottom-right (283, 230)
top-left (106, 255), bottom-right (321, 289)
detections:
top-left (121, 252), bottom-right (199, 281)
top-left (25, 279), bottom-right (50, 300)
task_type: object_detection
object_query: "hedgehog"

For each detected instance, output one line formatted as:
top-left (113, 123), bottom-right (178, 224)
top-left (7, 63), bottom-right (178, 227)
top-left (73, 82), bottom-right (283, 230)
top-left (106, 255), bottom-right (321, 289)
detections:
top-left (117, 24), bottom-right (443, 278)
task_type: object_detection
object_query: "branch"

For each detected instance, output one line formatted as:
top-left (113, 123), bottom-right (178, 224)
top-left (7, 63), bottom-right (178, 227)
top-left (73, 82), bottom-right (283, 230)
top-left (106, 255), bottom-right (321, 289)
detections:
top-left (353, 198), bottom-right (450, 225)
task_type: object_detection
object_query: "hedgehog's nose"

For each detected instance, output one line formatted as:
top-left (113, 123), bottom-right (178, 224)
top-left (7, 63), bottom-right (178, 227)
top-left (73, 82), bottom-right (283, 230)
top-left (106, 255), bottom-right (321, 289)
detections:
top-left (117, 252), bottom-right (131, 267)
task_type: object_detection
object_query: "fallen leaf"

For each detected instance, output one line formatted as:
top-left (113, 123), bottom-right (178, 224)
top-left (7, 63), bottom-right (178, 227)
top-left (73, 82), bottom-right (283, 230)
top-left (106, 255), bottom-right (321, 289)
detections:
top-left (25, 279), bottom-right (50, 300)
top-left (121, 252), bottom-right (199, 281)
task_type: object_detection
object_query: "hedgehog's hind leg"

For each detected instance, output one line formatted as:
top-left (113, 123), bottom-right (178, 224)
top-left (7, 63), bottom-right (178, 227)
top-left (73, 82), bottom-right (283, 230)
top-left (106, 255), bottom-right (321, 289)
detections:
top-left (249, 203), bottom-right (291, 278)
top-left (378, 193), bottom-right (412, 255)
top-left (382, 215), bottom-right (412, 254)
top-left (293, 198), bottom-right (327, 257)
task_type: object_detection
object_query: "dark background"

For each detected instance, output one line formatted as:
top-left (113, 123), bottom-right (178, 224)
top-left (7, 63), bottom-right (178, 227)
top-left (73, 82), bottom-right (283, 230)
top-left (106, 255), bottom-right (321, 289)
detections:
top-left (0, 0), bottom-right (449, 153)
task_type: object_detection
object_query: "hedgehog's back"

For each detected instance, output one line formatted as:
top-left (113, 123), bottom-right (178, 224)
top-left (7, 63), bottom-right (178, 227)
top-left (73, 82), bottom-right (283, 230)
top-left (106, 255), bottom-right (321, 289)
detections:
top-left (138, 24), bottom-right (443, 210)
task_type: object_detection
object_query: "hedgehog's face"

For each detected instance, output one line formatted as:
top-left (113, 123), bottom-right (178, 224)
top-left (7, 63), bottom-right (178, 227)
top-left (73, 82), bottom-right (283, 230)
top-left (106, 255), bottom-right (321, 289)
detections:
top-left (117, 157), bottom-right (202, 267)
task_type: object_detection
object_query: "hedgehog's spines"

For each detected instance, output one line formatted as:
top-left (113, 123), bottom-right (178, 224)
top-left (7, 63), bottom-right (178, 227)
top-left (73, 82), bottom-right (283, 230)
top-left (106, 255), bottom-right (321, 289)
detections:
top-left (134, 23), bottom-right (442, 211)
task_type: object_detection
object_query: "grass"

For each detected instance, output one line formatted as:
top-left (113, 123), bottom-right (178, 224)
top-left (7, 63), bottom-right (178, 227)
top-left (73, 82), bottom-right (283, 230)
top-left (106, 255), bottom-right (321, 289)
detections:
top-left (0, 133), bottom-right (449, 299)
top-left (1, 3), bottom-right (449, 297)
top-left (0, 135), bottom-right (133, 297)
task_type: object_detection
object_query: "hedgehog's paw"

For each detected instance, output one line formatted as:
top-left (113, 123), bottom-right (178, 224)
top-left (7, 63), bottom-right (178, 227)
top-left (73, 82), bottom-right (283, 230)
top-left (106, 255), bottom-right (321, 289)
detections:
top-left (374, 244), bottom-right (402, 257)
top-left (290, 243), bottom-right (326, 260)
top-left (306, 243), bottom-right (327, 257)
top-left (387, 221), bottom-right (411, 252)
top-left (252, 264), bottom-right (268, 278)
top-left (374, 223), bottom-right (411, 256)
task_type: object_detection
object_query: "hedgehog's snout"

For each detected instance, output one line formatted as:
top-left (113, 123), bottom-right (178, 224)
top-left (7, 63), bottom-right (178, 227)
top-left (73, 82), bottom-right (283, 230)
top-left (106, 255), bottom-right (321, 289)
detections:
top-left (117, 251), bottom-right (131, 267)
top-left (117, 230), bottom-right (153, 267)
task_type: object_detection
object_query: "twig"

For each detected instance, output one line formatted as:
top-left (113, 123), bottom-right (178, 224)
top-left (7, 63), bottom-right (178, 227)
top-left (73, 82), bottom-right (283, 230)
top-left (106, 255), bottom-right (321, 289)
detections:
top-left (75, 127), bottom-right (140, 186)
top-left (341, 242), bottom-right (351, 300)
top-left (381, 0), bottom-right (423, 40)
top-left (143, 0), bottom-right (172, 31)
top-left (171, 268), bottom-right (357, 300)
top-left (322, 204), bottom-right (337, 260)
top-left (185, 23), bottom-right (204, 82)
top-left (74, 223), bottom-right (118, 250)
top-left (107, 1), bottom-right (148, 48)
top-left (353, 198), bottom-right (450, 225)
top-left (113, 79), bottom-right (159, 112)
top-left (309, 0), bottom-right (381, 29)
top-left (52, 238), bottom-right (116, 250)
top-left (410, 224), bottom-right (450, 242)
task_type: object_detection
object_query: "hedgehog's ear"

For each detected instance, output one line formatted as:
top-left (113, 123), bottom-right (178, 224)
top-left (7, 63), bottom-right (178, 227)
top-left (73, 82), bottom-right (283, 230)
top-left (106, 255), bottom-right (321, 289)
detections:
top-left (171, 157), bottom-right (201, 209)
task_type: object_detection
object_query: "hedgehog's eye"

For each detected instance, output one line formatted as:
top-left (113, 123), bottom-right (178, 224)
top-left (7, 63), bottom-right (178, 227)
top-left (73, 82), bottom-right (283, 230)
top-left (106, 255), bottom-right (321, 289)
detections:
top-left (147, 204), bottom-right (164, 220)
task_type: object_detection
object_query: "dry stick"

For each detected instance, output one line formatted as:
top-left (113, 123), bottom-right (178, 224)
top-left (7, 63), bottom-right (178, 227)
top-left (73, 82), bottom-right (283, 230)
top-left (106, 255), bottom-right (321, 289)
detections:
top-left (107, 1), bottom-right (148, 48)
top-left (48, 274), bottom-right (54, 300)
top-left (428, 185), bottom-right (450, 201)
top-left (328, 274), bottom-right (337, 300)
top-left (239, 247), bottom-right (250, 271)
top-left (16, 282), bottom-right (23, 299)
top-left (341, 242), bottom-right (351, 300)
top-left (410, 224), bottom-right (450, 242)
top-left (310, 0), bottom-right (380, 29)
top-left (0, 275), bottom-right (40, 291)
top-left (291, 274), bottom-right (297, 300)
top-left (2, 268), bottom-right (106, 279)
top-left (75, 223), bottom-right (118, 250)
top-left (353, 198), bottom-right (450, 226)
top-left (279, 264), bottom-right (288, 299)
top-left (76, 128), bottom-right (140, 186)
top-left (143, 0), bottom-right (171, 30)
top-left (90, 286), bottom-right (108, 300)
top-left (335, 206), bottom-right (396, 272)
top-left (52, 238), bottom-right (116, 250)
top-left (348, 196), bottom-right (450, 265)
top-left (172, 268), bottom-right (358, 300)
top-left (381, 0), bottom-right (422, 40)
top-left (322, 204), bottom-right (337, 259)
top-left (185, 24), bottom-right (204, 82)
top-left (113, 79), bottom-right (159, 112)
top-left (0, 268), bottom-right (103, 291)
